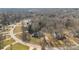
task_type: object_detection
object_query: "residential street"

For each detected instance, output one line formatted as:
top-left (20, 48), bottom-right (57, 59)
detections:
top-left (9, 22), bottom-right (41, 50)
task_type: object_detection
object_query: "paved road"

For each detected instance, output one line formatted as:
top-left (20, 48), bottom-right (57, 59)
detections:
top-left (9, 22), bottom-right (41, 50)
top-left (3, 22), bottom-right (79, 50)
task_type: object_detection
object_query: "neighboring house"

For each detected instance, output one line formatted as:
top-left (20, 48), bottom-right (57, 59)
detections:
top-left (73, 30), bottom-right (79, 38)
top-left (53, 32), bottom-right (66, 40)
top-left (32, 31), bottom-right (44, 38)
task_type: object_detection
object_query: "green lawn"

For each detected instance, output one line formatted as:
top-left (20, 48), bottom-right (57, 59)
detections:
top-left (3, 38), bottom-right (15, 46)
top-left (0, 38), bottom-right (14, 50)
top-left (29, 36), bottom-right (41, 45)
top-left (15, 33), bottom-right (41, 45)
top-left (6, 43), bottom-right (29, 50)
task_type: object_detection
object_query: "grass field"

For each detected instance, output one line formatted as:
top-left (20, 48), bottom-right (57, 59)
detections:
top-left (6, 43), bottom-right (29, 50)
top-left (3, 38), bottom-right (15, 46)
top-left (29, 36), bottom-right (41, 45)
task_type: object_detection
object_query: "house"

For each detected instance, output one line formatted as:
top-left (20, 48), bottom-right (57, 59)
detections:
top-left (32, 31), bottom-right (44, 38)
top-left (73, 30), bottom-right (79, 38)
top-left (53, 32), bottom-right (66, 40)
